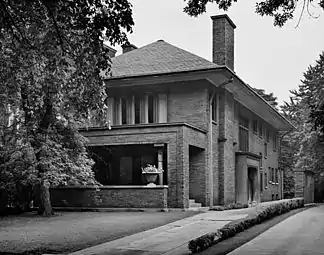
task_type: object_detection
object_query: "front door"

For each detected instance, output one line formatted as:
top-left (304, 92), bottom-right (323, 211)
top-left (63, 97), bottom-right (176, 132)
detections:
top-left (248, 167), bottom-right (256, 203)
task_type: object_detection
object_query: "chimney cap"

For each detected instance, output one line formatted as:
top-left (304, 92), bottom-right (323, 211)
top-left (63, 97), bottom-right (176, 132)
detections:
top-left (103, 44), bottom-right (117, 54)
top-left (211, 14), bottom-right (236, 29)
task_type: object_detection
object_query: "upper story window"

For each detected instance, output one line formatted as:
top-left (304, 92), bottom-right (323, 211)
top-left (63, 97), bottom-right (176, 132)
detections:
top-left (259, 152), bottom-right (263, 168)
top-left (264, 142), bottom-right (268, 158)
top-left (258, 121), bottom-right (263, 138)
top-left (253, 120), bottom-right (258, 133)
top-left (211, 95), bottom-right (217, 122)
top-left (109, 93), bottom-right (167, 126)
top-left (273, 132), bottom-right (278, 151)
top-left (266, 128), bottom-right (270, 142)
top-left (239, 116), bottom-right (249, 152)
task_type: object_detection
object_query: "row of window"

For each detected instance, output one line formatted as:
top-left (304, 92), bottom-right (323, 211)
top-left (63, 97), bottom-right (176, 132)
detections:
top-left (260, 167), bottom-right (280, 192)
top-left (106, 94), bottom-right (167, 126)
top-left (253, 120), bottom-right (278, 150)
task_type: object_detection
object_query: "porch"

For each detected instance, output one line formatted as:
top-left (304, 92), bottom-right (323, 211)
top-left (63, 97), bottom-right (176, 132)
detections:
top-left (51, 123), bottom-right (207, 209)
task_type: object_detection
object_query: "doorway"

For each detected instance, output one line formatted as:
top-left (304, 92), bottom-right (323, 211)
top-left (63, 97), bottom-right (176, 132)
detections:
top-left (248, 167), bottom-right (257, 203)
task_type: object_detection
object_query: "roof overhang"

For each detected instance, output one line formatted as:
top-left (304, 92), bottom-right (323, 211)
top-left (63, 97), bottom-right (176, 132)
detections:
top-left (104, 66), bottom-right (294, 131)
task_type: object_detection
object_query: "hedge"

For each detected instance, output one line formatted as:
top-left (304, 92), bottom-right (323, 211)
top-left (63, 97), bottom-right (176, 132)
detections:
top-left (188, 198), bottom-right (304, 253)
top-left (210, 202), bottom-right (248, 211)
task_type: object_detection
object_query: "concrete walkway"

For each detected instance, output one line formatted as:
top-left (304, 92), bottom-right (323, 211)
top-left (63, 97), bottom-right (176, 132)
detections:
top-left (227, 205), bottom-right (323, 255)
top-left (68, 208), bottom-right (252, 255)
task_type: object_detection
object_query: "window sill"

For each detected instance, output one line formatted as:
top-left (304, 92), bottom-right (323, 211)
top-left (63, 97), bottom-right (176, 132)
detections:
top-left (212, 120), bottom-right (218, 125)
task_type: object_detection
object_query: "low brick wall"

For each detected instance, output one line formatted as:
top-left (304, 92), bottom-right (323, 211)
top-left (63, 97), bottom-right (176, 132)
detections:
top-left (50, 185), bottom-right (168, 209)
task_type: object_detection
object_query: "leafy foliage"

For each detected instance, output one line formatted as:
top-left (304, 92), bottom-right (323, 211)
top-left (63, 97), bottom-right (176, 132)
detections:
top-left (0, 0), bottom-right (134, 215)
top-left (183, 0), bottom-right (324, 26)
top-left (253, 87), bottom-right (279, 109)
top-left (279, 52), bottom-right (324, 199)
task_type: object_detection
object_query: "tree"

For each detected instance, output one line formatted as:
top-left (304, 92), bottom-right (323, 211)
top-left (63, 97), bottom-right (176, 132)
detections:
top-left (0, 0), bottom-right (134, 216)
top-left (279, 52), bottom-right (324, 199)
top-left (252, 87), bottom-right (279, 109)
top-left (183, 0), bottom-right (324, 26)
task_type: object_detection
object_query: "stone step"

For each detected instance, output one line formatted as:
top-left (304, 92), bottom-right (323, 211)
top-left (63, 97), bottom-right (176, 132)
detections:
top-left (189, 202), bottom-right (202, 207)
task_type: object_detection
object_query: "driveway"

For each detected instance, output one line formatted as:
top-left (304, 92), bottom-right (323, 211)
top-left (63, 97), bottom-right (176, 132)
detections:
top-left (0, 210), bottom-right (198, 254)
top-left (229, 205), bottom-right (324, 255)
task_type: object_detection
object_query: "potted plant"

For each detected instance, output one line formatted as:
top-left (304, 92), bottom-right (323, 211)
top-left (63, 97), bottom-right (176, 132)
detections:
top-left (141, 164), bottom-right (163, 186)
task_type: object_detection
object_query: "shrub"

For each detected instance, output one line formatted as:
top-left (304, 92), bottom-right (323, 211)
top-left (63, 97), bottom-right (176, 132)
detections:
top-left (210, 202), bottom-right (248, 211)
top-left (188, 198), bottom-right (304, 253)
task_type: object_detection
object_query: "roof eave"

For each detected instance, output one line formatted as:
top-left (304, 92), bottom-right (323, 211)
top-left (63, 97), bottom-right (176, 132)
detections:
top-left (218, 66), bottom-right (295, 131)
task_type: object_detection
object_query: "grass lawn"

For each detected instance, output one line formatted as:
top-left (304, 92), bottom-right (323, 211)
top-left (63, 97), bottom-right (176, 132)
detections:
top-left (0, 210), bottom-right (199, 254)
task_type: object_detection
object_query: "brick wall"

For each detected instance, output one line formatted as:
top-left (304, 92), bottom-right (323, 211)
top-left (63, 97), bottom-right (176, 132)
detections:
top-left (50, 186), bottom-right (168, 208)
top-left (168, 82), bottom-right (208, 131)
top-left (218, 90), bottom-right (236, 205)
top-left (234, 102), bottom-right (281, 202)
top-left (189, 146), bottom-right (207, 205)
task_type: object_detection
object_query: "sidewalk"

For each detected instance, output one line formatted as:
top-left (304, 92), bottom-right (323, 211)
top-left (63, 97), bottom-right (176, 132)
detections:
top-left (68, 208), bottom-right (253, 255)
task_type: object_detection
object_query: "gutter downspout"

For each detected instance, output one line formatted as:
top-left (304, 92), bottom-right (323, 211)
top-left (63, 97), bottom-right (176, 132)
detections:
top-left (208, 77), bottom-right (233, 206)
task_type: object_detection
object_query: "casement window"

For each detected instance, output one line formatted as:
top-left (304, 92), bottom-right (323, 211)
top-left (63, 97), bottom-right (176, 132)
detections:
top-left (266, 129), bottom-right (270, 142)
top-left (259, 153), bottom-right (263, 168)
top-left (211, 95), bottom-right (217, 122)
top-left (110, 94), bottom-right (167, 126)
top-left (258, 122), bottom-right (263, 138)
top-left (268, 167), bottom-right (272, 183)
top-left (273, 132), bottom-right (278, 151)
top-left (264, 143), bottom-right (268, 158)
top-left (253, 120), bottom-right (258, 133)
top-left (271, 167), bottom-right (275, 183)
top-left (276, 168), bottom-right (279, 184)
top-left (239, 116), bottom-right (249, 152)
top-left (148, 94), bottom-right (158, 123)
top-left (265, 172), bottom-right (268, 189)
top-left (260, 172), bottom-right (263, 192)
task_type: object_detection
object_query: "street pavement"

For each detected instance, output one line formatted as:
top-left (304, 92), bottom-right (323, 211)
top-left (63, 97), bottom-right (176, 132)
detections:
top-left (228, 205), bottom-right (324, 255)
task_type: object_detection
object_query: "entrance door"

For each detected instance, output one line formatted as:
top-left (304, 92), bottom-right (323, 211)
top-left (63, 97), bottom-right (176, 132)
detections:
top-left (248, 167), bottom-right (257, 203)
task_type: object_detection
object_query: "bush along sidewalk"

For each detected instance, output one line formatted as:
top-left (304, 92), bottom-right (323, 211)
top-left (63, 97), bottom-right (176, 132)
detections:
top-left (210, 202), bottom-right (248, 211)
top-left (188, 198), bottom-right (304, 253)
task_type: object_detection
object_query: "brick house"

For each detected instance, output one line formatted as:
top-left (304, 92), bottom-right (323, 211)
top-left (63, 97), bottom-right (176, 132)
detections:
top-left (51, 15), bottom-right (293, 209)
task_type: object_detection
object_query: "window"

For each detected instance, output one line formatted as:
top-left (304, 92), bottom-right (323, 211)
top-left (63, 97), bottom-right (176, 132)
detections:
top-left (259, 153), bottom-right (263, 168)
top-left (239, 117), bottom-right (249, 151)
top-left (134, 96), bottom-right (141, 124)
top-left (265, 172), bottom-right (268, 189)
top-left (253, 120), bottom-right (258, 133)
top-left (260, 172), bottom-right (263, 192)
top-left (272, 167), bottom-right (275, 183)
top-left (121, 98), bottom-right (127, 124)
top-left (273, 132), bottom-right (278, 151)
top-left (212, 95), bottom-right (217, 121)
top-left (266, 129), bottom-right (270, 142)
top-left (276, 168), bottom-right (279, 184)
top-left (148, 95), bottom-right (156, 123)
top-left (269, 167), bottom-right (272, 183)
top-left (264, 143), bottom-right (268, 158)
top-left (258, 122), bottom-right (263, 138)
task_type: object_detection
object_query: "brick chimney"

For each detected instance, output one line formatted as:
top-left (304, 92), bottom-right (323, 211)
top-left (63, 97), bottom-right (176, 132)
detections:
top-left (122, 43), bottom-right (138, 54)
top-left (211, 14), bottom-right (236, 71)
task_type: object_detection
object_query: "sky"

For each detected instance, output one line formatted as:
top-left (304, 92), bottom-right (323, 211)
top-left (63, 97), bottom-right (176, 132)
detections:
top-left (112, 0), bottom-right (324, 105)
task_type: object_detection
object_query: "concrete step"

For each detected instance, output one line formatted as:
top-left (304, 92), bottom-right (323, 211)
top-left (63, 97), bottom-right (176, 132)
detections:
top-left (189, 199), bottom-right (202, 208)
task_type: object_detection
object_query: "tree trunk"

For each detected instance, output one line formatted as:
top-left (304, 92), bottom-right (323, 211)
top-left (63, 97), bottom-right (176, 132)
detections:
top-left (37, 180), bottom-right (53, 216)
